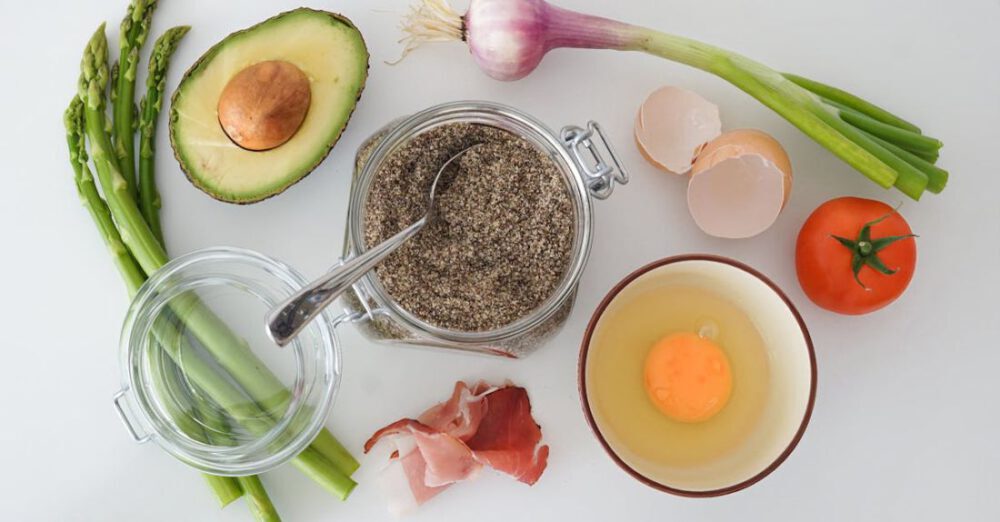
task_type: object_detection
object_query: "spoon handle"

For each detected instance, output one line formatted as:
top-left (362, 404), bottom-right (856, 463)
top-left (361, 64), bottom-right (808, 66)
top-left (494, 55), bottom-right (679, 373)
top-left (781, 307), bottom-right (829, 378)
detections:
top-left (267, 217), bottom-right (427, 346)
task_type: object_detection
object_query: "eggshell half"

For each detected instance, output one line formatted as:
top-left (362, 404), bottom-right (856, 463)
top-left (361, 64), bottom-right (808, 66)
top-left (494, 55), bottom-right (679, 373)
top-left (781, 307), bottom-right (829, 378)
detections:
top-left (687, 154), bottom-right (786, 239)
top-left (634, 86), bottom-right (722, 175)
top-left (692, 129), bottom-right (793, 207)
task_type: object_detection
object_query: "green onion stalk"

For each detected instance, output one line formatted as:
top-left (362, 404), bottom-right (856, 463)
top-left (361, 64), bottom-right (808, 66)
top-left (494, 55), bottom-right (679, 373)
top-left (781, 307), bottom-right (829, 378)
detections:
top-left (399, 0), bottom-right (947, 200)
top-left (69, 20), bottom-right (358, 506)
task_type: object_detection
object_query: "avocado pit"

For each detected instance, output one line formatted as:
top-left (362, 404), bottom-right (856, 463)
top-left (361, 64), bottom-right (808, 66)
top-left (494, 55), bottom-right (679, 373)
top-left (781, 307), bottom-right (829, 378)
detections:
top-left (218, 60), bottom-right (312, 151)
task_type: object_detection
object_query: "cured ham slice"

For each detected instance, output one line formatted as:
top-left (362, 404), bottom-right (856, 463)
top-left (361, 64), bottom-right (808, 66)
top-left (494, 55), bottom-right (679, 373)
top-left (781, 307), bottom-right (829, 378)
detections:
top-left (417, 381), bottom-right (493, 440)
top-left (464, 386), bottom-right (548, 485)
top-left (375, 448), bottom-right (449, 515)
top-left (364, 381), bottom-right (549, 514)
top-left (364, 419), bottom-right (482, 487)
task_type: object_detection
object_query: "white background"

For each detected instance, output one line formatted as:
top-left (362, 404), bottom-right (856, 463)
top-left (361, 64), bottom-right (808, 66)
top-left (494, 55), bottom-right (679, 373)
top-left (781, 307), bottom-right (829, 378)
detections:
top-left (2, 0), bottom-right (998, 520)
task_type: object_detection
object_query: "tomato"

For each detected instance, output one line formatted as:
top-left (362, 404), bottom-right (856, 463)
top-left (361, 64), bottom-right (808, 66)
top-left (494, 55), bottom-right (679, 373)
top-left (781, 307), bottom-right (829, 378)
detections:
top-left (795, 197), bottom-right (917, 315)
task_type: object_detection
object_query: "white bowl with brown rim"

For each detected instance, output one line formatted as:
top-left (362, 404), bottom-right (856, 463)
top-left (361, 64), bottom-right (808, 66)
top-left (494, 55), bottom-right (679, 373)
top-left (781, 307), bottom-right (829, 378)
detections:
top-left (579, 254), bottom-right (816, 496)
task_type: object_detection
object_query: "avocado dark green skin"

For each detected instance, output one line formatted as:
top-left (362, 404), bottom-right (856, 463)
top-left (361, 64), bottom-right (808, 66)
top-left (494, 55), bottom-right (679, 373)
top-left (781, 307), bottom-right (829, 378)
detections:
top-left (168, 8), bottom-right (370, 205)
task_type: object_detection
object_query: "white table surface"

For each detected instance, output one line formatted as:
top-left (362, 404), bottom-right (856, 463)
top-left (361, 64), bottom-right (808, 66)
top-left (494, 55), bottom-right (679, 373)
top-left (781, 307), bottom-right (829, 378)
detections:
top-left (3, 0), bottom-right (999, 520)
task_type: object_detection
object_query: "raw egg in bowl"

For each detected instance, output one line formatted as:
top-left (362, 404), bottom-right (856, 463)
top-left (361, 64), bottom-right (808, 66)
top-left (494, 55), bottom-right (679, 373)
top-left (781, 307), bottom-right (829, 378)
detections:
top-left (579, 255), bottom-right (815, 496)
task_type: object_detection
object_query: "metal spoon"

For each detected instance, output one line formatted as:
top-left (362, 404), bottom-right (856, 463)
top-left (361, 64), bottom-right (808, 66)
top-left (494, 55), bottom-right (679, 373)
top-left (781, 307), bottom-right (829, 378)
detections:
top-left (266, 144), bottom-right (483, 347)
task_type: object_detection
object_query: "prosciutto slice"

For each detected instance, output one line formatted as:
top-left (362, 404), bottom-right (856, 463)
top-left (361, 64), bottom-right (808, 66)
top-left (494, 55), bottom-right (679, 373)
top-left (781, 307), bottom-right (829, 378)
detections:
top-left (417, 381), bottom-right (493, 440)
top-left (365, 419), bottom-right (483, 487)
top-left (364, 381), bottom-right (549, 514)
top-left (464, 386), bottom-right (549, 485)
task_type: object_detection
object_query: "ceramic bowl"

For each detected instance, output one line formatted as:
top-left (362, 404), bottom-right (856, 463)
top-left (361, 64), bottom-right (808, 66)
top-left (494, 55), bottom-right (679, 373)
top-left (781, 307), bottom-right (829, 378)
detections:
top-left (579, 255), bottom-right (816, 496)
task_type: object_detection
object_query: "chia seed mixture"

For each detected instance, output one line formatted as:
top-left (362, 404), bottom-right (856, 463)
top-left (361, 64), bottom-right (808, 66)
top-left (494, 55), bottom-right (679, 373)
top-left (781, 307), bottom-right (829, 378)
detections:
top-left (362, 123), bottom-right (575, 332)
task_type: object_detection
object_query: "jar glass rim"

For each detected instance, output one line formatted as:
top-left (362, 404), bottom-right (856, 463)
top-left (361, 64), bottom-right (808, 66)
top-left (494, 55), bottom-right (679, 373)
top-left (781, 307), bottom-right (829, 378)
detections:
top-left (117, 246), bottom-right (342, 476)
top-left (348, 100), bottom-right (595, 344)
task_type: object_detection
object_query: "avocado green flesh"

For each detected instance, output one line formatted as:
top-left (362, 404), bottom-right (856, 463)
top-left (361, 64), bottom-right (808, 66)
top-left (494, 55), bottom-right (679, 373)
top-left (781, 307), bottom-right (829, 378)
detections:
top-left (170, 9), bottom-right (368, 203)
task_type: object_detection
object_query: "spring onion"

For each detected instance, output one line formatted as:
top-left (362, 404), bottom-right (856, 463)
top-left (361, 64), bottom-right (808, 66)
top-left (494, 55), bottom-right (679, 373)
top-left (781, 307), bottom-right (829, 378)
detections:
top-left (399, 0), bottom-right (948, 200)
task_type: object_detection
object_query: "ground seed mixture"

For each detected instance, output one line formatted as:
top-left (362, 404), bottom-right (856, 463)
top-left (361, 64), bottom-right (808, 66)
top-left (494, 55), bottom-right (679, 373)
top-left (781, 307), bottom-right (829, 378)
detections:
top-left (362, 123), bottom-right (575, 332)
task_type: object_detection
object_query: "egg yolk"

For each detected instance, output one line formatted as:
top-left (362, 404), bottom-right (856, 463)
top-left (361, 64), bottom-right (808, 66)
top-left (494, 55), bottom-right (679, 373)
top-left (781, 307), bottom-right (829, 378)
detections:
top-left (643, 332), bottom-right (733, 423)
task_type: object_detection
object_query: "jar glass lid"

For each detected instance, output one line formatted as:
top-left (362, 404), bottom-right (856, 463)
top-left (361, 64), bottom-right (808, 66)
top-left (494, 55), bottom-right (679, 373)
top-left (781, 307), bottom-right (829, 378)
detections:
top-left (114, 247), bottom-right (341, 476)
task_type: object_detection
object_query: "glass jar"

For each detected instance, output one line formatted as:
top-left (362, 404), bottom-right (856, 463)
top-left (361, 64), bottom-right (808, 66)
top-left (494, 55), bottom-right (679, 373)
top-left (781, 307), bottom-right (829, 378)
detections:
top-left (112, 247), bottom-right (343, 476)
top-left (340, 101), bottom-right (628, 358)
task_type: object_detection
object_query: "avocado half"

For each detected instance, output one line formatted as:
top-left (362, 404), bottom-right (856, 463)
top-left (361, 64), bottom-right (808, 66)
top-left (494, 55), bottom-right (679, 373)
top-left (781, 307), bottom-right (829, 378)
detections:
top-left (169, 9), bottom-right (369, 204)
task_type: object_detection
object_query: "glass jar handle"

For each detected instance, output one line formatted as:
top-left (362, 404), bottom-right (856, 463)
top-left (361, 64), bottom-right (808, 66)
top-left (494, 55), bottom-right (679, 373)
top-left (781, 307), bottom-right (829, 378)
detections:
top-left (112, 388), bottom-right (152, 444)
top-left (560, 121), bottom-right (629, 200)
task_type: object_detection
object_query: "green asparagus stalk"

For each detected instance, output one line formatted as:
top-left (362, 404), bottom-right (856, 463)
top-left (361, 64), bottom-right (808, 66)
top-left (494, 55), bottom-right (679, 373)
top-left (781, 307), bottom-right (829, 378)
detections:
top-left (137, 24), bottom-right (329, 510)
top-left (113, 0), bottom-right (158, 196)
top-left (79, 23), bottom-right (357, 499)
top-left (149, 344), bottom-right (245, 508)
top-left (65, 98), bottom-right (145, 296)
top-left (136, 26), bottom-right (277, 513)
top-left (189, 378), bottom-right (282, 518)
top-left (149, 310), bottom-right (357, 499)
top-left (139, 25), bottom-right (189, 242)
top-left (237, 476), bottom-right (282, 522)
top-left (69, 107), bottom-right (355, 500)
top-left (203, 471), bottom-right (246, 508)
top-left (66, 98), bottom-right (244, 508)
top-left (169, 294), bottom-right (357, 476)
top-left (80, 24), bottom-right (169, 275)
top-left (81, 26), bottom-right (284, 412)
top-left (312, 430), bottom-right (361, 476)
top-left (203, 472), bottom-right (245, 508)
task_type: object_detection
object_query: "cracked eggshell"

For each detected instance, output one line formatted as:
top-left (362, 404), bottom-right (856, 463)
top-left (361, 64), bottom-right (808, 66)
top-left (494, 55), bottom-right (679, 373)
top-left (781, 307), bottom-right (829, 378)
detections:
top-left (634, 86), bottom-right (722, 175)
top-left (693, 129), bottom-right (793, 207)
top-left (687, 130), bottom-right (792, 239)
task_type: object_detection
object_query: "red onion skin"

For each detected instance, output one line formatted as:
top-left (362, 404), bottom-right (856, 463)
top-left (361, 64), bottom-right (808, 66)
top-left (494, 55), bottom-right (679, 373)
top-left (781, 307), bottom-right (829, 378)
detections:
top-left (464, 0), bottom-right (639, 81)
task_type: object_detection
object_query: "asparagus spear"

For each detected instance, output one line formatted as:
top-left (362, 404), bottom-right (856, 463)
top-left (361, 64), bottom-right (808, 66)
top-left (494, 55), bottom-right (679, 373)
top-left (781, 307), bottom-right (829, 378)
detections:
top-left (65, 97), bottom-right (145, 296)
top-left (69, 91), bottom-right (355, 502)
top-left (149, 308), bottom-right (357, 499)
top-left (80, 24), bottom-right (169, 276)
top-left (78, 25), bottom-right (357, 496)
top-left (192, 392), bottom-right (281, 520)
top-left (150, 346), bottom-right (245, 508)
top-left (237, 476), bottom-right (282, 522)
top-left (203, 471), bottom-right (246, 508)
top-left (113, 0), bottom-right (158, 197)
top-left (135, 26), bottom-right (284, 510)
top-left (139, 25), bottom-right (189, 243)
top-left (66, 97), bottom-right (244, 508)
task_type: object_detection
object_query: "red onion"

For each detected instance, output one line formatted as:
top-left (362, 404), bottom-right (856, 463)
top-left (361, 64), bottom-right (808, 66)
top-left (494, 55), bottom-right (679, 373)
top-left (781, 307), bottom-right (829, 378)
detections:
top-left (463, 0), bottom-right (635, 80)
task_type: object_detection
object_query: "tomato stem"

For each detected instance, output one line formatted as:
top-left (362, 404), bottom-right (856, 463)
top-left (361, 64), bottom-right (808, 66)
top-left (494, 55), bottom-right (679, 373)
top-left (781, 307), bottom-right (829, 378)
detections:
top-left (830, 209), bottom-right (916, 289)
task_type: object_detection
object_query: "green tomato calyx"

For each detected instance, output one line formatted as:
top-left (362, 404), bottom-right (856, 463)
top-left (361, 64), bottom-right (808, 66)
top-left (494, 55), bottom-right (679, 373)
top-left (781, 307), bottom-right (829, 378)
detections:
top-left (830, 208), bottom-right (916, 289)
